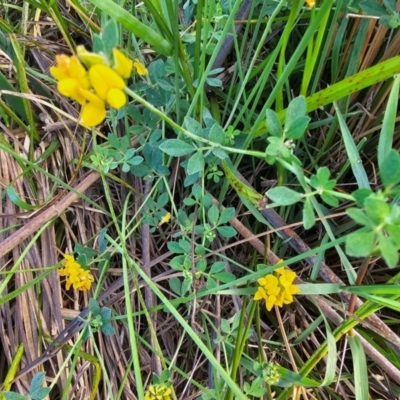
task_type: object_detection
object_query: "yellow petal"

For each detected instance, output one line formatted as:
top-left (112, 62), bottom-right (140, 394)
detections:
top-left (254, 287), bottom-right (266, 301)
top-left (80, 101), bottom-right (106, 127)
top-left (69, 56), bottom-right (88, 79)
top-left (77, 45), bottom-right (106, 66)
top-left (257, 277), bottom-right (267, 286)
top-left (113, 48), bottom-right (133, 78)
top-left (107, 88), bottom-right (126, 109)
top-left (57, 79), bottom-right (87, 105)
top-left (266, 295), bottom-right (276, 311)
top-left (264, 274), bottom-right (279, 290)
top-left (89, 64), bottom-right (125, 100)
top-left (287, 284), bottom-right (301, 295)
top-left (133, 59), bottom-right (148, 76)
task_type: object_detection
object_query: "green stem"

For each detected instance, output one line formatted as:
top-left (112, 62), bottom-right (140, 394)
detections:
top-left (124, 87), bottom-right (265, 158)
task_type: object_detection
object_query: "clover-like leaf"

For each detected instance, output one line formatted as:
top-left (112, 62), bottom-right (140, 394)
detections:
top-left (345, 230), bottom-right (376, 257)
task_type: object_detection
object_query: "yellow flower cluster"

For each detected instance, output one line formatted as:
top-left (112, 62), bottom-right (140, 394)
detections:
top-left (305, 0), bottom-right (315, 8)
top-left (254, 263), bottom-right (300, 311)
top-left (50, 46), bottom-right (147, 127)
top-left (144, 384), bottom-right (172, 400)
top-left (58, 254), bottom-right (94, 291)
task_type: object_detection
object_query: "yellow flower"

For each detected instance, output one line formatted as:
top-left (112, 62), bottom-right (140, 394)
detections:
top-left (51, 46), bottom-right (135, 127)
top-left (254, 260), bottom-right (300, 311)
top-left (58, 254), bottom-right (94, 291)
top-left (50, 55), bottom-right (90, 105)
top-left (89, 64), bottom-right (127, 109)
top-left (133, 59), bottom-right (148, 76)
top-left (305, 0), bottom-right (315, 8)
top-left (159, 212), bottom-right (171, 226)
top-left (113, 48), bottom-right (133, 78)
top-left (144, 384), bottom-right (172, 400)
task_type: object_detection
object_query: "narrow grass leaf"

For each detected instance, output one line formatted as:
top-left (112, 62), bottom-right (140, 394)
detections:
top-left (89, 0), bottom-right (172, 56)
top-left (297, 283), bottom-right (342, 295)
top-left (346, 284), bottom-right (400, 295)
top-left (6, 186), bottom-right (37, 210)
top-left (352, 293), bottom-right (400, 312)
top-left (377, 69), bottom-right (400, 169)
top-left (348, 336), bottom-right (369, 400)
top-left (334, 103), bottom-right (370, 189)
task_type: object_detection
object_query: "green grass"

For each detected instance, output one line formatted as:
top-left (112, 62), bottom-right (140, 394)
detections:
top-left (1, 0), bottom-right (400, 399)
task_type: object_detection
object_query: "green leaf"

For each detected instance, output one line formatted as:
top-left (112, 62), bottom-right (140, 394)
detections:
top-left (285, 96), bottom-right (307, 128)
top-left (167, 242), bottom-right (186, 254)
top-left (347, 208), bottom-right (372, 228)
top-left (102, 20), bottom-right (119, 57)
top-left (359, 1), bottom-right (387, 16)
top-left (266, 109), bottom-right (282, 137)
top-left (191, 183), bottom-right (202, 201)
top-left (378, 233), bottom-right (399, 268)
top-left (196, 259), bottom-right (207, 272)
top-left (285, 116), bottom-right (310, 139)
top-left (100, 307), bottom-right (112, 321)
top-left (88, 0), bottom-right (172, 56)
top-left (364, 197), bottom-right (390, 225)
top-left (321, 193), bottom-right (339, 207)
top-left (3, 393), bottom-right (27, 400)
top-left (219, 207), bottom-right (235, 224)
top-left (89, 298), bottom-right (101, 315)
top-left (30, 372), bottom-right (45, 392)
top-left (319, 166), bottom-right (331, 182)
top-left (386, 224), bottom-right (400, 246)
top-left (30, 387), bottom-right (51, 400)
top-left (303, 198), bottom-right (315, 230)
top-left (209, 123), bottom-right (225, 144)
top-left (348, 336), bottom-right (369, 400)
top-left (7, 186), bottom-right (37, 210)
top-left (266, 187), bottom-right (302, 206)
top-left (159, 139), bottom-right (195, 157)
top-left (187, 151), bottom-right (205, 175)
top-left (178, 239), bottom-right (191, 253)
top-left (101, 322), bottom-right (116, 336)
top-left (207, 276), bottom-right (217, 290)
top-left (209, 261), bottom-right (226, 274)
top-left (212, 148), bottom-right (228, 159)
top-left (169, 277), bottom-right (181, 295)
top-left (212, 271), bottom-right (236, 283)
top-left (335, 102), bottom-right (370, 189)
top-left (184, 116), bottom-right (204, 137)
top-left (345, 230), bottom-right (375, 257)
top-left (297, 283), bottom-right (342, 295)
top-left (380, 149), bottom-right (400, 187)
top-left (352, 188), bottom-right (373, 207)
top-left (208, 205), bottom-right (220, 225)
top-left (216, 226), bottom-right (237, 238)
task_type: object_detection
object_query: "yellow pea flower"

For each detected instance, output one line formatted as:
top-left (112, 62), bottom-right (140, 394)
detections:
top-left (144, 384), bottom-right (172, 400)
top-left (51, 46), bottom-right (136, 127)
top-left (254, 260), bottom-right (300, 311)
top-left (50, 55), bottom-right (90, 105)
top-left (58, 254), bottom-right (94, 291)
